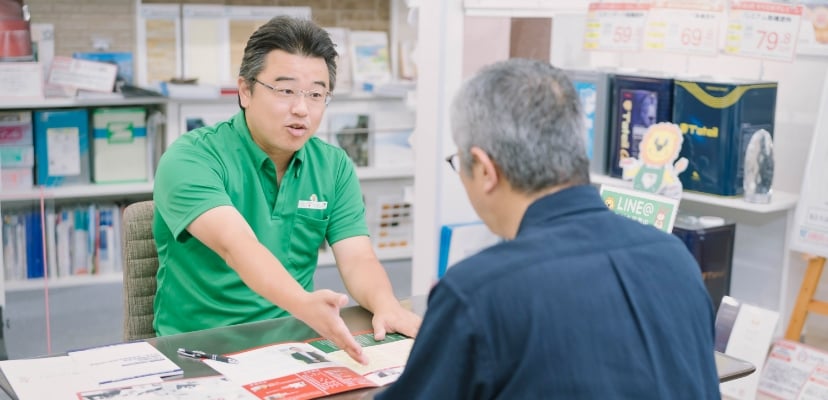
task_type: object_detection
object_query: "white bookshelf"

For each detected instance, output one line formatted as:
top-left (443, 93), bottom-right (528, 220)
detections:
top-left (0, 182), bottom-right (153, 205)
top-left (5, 247), bottom-right (414, 292)
top-left (0, 96), bottom-right (167, 110)
top-left (317, 246), bottom-right (413, 268)
top-left (590, 174), bottom-right (799, 214)
top-left (5, 273), bottom-right (123, 292)
top-left (356, 166), bottom-right (414, 180)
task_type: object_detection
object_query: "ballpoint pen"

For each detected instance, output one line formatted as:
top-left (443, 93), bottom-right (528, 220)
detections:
top-left (177, 348), bottom-right (238, 364)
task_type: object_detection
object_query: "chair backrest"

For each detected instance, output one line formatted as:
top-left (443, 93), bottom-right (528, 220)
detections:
top-left (122, 200), bottom-right (159, 341)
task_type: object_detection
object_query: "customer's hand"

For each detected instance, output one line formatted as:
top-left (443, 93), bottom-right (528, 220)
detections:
top-left (293, 290), bottom-right (368, 365)
top-left (371, 304), bottom-right (422, 341)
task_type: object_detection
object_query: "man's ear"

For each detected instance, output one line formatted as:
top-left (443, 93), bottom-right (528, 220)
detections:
top-left (469, 146), bottom-right (499, 193)
top-left (238, 77), bottom-right (252, 108)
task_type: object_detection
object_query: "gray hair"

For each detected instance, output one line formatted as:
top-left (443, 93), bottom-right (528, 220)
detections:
top-left (450, 58), bottom-right (590, 193)
top-left (239, 15), bottom-right (338, 94)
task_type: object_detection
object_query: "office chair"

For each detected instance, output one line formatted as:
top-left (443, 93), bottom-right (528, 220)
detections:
top-left (122, 200), bottom-right (159, 341)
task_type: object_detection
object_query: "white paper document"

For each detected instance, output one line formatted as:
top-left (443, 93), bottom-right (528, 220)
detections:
top-left (78, 376), bottom-right (256, 400)
top-left (0, 356), bottom-right (162, 400)
top-left (67, 341), bottom-right (183, 385)
top-left (720, 303), bottom-right (779, 400)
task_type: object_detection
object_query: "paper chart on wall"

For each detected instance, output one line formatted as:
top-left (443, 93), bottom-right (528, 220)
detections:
top-left (136, 4), bottom-right (181, 86)
top-left (229, 20), bottom-right (266, 79)
top-left (226, 6), bottom-right (311, 82)
top-left (183, 5), bottom-right (227, 87)
top-left (790, 67), bottom-right (828, 258)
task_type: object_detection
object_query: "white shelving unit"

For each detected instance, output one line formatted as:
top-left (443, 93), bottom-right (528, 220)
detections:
top-left (5, 273), bottom-right (124, 292)
top-left (590, 174), bottom-right (799, 215)
top-left (0, 182), bottom-right (154, 205)
top-left (6, 246), bottom-right (414, 292)
top-left (1, 93), bottom-right (416, 297)
top-left (0, 96), bottom-right (168, 110)
top-left (317, 246), bottom-right (413, 268)
top-left (412, 0), bottom-right (821, 337)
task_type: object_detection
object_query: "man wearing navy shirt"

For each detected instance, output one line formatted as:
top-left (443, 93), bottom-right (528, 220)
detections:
top-left (377, 59), bottom-right (720, 399)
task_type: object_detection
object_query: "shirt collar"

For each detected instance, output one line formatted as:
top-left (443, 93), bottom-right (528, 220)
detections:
top-left (516, 185), bottom-right (608, 237)
top-left (233, 110), bottom-right (305, 177)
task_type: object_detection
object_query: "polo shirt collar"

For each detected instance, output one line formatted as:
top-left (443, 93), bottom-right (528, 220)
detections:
top-left (233, 110), bottom-right (305, 177)
top-left (516, 185), bottom-right (607, 237)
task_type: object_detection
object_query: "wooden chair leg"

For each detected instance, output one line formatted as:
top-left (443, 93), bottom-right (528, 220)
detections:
top-left (785, 257), bottom-right (827, 342)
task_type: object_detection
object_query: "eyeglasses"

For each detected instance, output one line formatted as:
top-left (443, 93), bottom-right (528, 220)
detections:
top-left (254, 79), bottom-right (332, 106)
top-left (445, 153), bottom-right (459, 172)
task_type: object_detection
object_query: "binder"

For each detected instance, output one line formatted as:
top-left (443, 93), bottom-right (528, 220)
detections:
top-left (437, 222), bottom-right (500, 278)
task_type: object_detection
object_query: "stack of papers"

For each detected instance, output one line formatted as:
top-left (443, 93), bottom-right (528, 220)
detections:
top-left (0, 342), bottom-right (182, 399)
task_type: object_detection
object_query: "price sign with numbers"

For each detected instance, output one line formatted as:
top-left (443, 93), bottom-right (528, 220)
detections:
top-left (644, 5), bottom-right (723, 55)
top-left (583, 2), bottom-right (650, 51)
top-left (725, 1), bottom-right (803, 61)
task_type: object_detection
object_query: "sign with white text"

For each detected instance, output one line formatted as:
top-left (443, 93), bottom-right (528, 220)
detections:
top-left (584, 2), bottom-right (649, 51)
top-left (725, 1), bottom-right (803, 61)
top-left (48, 56), bottom-right (117, 93)
top-left (599, 185), bottom-right (680, 233)
top-left (644, 3), bottom-right (723, 55)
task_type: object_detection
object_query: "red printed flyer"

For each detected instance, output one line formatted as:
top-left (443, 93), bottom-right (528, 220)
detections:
top-left (204, 332), bottom-right (413, 400)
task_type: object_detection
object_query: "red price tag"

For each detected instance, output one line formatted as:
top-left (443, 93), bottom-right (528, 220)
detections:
top-left (644, 5), bottom-right (722, 55)
top-left (725, 1), bottom-right (803, 61)
top-left (583, 2), bottom-right (649, 51)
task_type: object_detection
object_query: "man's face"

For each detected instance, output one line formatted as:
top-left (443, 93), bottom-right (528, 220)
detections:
top-left (457, 150), bottom-right (497, 234)
top-left (239, 49), bottom-right (329, 159)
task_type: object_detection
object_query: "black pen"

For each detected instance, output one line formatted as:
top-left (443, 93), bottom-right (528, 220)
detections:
top-left (177, 348), bottom-right (238, 364)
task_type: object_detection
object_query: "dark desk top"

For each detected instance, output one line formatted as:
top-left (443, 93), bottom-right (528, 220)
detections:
top-left (0, 297), bottom-right (752, 399)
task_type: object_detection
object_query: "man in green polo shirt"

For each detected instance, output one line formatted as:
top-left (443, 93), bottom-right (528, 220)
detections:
top-left (152, 16), bottom-right (421, 364)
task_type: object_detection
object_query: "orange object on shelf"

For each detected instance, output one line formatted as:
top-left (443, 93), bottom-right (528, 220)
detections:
top-left (0, 0), bottom-right (33, 61)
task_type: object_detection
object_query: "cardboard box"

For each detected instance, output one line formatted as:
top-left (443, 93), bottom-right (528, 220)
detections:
top-left (608, 74), bottom-right (674, 178)
top-left (92, 107), bottom-right (148, 183)
top-left (673, 79), bottom-right (777, 196)
top-left (33, 109), bottom-right (91, 186)
top-left (565, 69), bottom-right (611, 175)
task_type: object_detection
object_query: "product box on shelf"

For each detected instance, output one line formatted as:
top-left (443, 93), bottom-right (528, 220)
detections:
top-left (672, 215), bottom-right (736, 313)
top-left (608, 74), bottom-right (674, 178)
top-left (0, 110), bottom-right (33, 146)
top-left (565, 69), bottom-right (611, 174)
top-left (92, 107), bottom-right (148, 183)
top-left (0, 167), bottom-right (33, 191)
top-left (33, 108), bottom-right (91, 186)
top-left (673, 78), bottom-right (777, 197)
top-left (0, 146), bottom-right (34, 168)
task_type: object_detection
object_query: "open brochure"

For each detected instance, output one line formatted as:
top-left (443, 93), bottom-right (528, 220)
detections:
top-left (77, 332), bottom-right (413, 400)
top-left (204, 332), bottom-right (413, 399)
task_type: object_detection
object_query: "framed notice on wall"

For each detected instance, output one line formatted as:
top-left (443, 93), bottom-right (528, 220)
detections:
top-left (790, 71), bottom-right (828, 258)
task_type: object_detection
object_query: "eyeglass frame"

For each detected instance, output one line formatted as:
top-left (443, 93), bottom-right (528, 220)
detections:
top-left (445, 153), bottom-right (459, 172)
top-left (253, 79), bottom-right (332, 106)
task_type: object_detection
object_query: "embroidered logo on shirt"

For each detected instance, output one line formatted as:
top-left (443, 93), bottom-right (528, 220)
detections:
top-left (298, 194), bottom-right (328, 210)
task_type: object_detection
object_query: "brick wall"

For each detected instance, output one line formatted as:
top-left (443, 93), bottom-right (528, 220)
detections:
top-left (24, 0), bottom-right (390, 57)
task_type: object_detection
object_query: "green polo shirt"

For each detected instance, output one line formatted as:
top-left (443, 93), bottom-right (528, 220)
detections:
top-left (152, 111), bottom-right (369, 335)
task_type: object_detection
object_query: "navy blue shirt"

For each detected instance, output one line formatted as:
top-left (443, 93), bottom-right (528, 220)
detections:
top-left (379, 185), bottom-right (720, 399)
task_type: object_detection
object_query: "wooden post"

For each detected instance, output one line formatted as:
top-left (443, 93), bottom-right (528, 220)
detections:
top-left (785, 256), bottom-right (828, 341)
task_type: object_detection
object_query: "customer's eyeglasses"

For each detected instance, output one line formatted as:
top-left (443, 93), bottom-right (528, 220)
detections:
top-left (445, 153), bottom-right (459, 172)
top-left (254, 79), bottom-right (332, 106)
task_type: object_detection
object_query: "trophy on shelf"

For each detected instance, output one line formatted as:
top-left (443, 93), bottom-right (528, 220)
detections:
top-left (743, 128), bottom-right (774, 204)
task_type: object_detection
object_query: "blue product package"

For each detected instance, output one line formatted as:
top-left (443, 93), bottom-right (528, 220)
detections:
top-left (33, 109), bottom-right (91, 187)
top-left (608, 74), bottom-right (674, 177)
top-left (673, 79), bottom-right (777, 196)
top-left (566, 69), bottom-right (611, 174)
